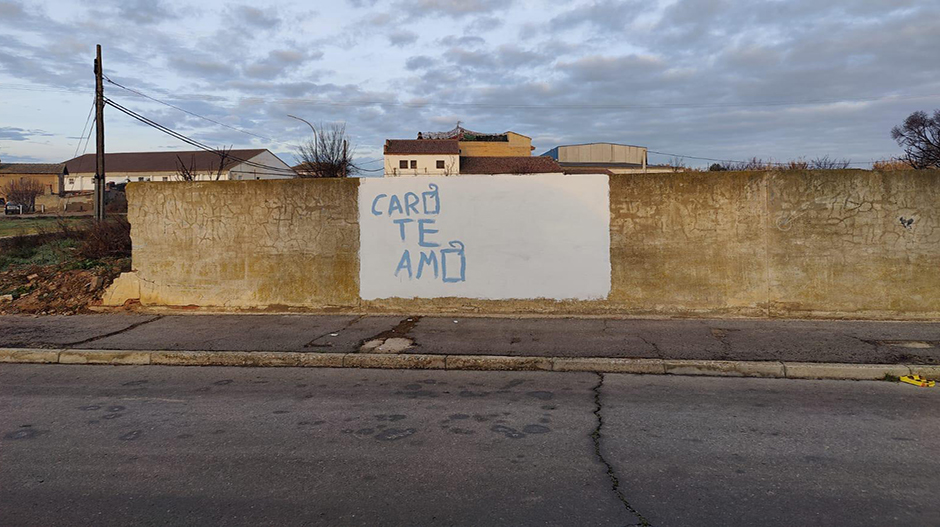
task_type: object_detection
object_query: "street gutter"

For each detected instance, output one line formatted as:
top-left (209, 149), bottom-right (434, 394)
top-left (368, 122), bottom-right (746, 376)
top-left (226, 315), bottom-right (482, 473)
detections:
top-left (2, 348), bottom-right (937, 381)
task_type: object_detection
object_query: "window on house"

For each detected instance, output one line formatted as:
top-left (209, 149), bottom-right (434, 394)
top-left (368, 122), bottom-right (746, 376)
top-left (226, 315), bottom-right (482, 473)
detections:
top-left (436, 160), bottom-right (445, 169)
top-left (162, 176), bottom-right (169, 181)
top-left (138, 177), bottom-right (145, 181)
top-left (410, 160), bottom-right (417, 169)
top-left (399, 160), bottom-right (408, 169)
top-left (68, 178), bottom-right (75, 185)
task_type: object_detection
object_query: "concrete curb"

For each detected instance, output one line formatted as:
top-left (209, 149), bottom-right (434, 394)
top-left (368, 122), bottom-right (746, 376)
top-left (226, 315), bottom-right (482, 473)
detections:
top-left (2, 348), bottom-right (939, 382)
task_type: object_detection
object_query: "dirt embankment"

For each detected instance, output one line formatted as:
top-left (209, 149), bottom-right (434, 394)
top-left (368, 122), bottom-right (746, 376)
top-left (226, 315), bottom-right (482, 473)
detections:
top-left (0, 258), bottom-right (128, 315)
top-left (0, 216), bottom-right (132, 314)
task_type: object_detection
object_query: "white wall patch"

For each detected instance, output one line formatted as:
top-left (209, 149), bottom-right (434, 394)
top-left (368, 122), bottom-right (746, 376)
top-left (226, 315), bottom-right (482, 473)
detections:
top-left (358, 174), bottom-right (611, 300)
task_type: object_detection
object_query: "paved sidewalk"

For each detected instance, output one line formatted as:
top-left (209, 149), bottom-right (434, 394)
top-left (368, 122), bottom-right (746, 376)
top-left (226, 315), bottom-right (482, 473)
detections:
top-left (1, 314), bottom-right (939, 365)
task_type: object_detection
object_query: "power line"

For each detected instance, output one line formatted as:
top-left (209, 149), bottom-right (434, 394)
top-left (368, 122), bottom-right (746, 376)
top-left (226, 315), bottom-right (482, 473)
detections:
top-left (80, 116), bottom-right (96, 157)
top-left (231, 92), bottom-right (940, 111)
top-left (104, 98), bottom-right (298, 175)
top-left (73, 97), bottom-right (96, 158)
top-left (103, 75), bottom-right (272, 141)
top-left (0, 83), bottom-right (82, 94)
top-left (647, 149), bottom-right (874, 167)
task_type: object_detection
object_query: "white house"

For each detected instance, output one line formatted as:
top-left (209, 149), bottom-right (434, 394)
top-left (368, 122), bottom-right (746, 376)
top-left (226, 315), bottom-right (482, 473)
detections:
top-left (383, 140), bottom-right (460, 177)
top-left (63, 149), bottom-right (296, 191)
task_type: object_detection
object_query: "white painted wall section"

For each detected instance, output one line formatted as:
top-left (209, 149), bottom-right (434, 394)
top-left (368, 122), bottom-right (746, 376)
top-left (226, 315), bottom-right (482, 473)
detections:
top-left (359, 174), bottom-right (611, 300)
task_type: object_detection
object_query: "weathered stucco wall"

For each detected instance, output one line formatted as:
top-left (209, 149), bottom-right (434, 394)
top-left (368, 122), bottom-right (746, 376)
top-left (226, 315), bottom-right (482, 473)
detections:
top-left (129, 179), bottom-right (359, 309)
top-left (125, 170), bottom-right (940, 319)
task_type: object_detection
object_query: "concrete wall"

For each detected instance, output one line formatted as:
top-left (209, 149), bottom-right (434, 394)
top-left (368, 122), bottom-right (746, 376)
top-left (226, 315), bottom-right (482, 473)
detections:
top-left (128, 179), bottom-right (359, 308)
top-left (125, 170), bottom-right (940, 319)
top-left (34, 192), bottom-right (93, 213)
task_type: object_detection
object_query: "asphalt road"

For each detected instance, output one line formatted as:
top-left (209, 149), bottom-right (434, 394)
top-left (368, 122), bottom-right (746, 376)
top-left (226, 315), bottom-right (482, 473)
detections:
top-left (1, 365), bottom-right (938, 526)
top-left (3, 314), bottom-right (940, 364)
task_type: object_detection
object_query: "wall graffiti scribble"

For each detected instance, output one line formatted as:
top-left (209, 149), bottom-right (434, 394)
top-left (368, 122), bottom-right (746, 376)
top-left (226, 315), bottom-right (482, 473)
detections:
top-left (371, 183), bottom-right (466, 283)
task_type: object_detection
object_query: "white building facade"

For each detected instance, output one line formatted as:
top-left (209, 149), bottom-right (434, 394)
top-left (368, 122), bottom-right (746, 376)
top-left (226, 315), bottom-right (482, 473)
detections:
top-left (63, 149), bottom-right (296, 192)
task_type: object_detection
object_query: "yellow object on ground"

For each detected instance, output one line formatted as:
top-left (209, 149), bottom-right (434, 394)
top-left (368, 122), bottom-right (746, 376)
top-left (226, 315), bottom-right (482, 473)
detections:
top-left (900, 375), bottom-right (936, 388)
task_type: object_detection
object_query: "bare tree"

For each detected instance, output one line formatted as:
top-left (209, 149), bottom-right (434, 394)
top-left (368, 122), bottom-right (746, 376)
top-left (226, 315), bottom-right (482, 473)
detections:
top-left (891, 109), bottom-right (940, 169)
top-left (291, 117), bottom-right (358, 178)
top-left (668, 156), bottom-right (686, 172)
top-left (2, 179), bottom-right (45, 210)
top-left (174, 154), bottom-right (197, 181)
top-left (442, 157), bottom-right (458, 176)
top-left (174, 147), bottom-right (233, 181)
top-left (786, 157), bottom-right (809, 170)
top-left (213, 147), bottom-right (232, 180)
top-left (809, 155), bottom-right (851, 169)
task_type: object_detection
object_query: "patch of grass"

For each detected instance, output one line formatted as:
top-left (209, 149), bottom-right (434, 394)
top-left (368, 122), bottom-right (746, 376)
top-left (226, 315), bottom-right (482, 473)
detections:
top-left (883, 373), bottom-right (900, 383)
top-left (64, 258), bottom-right (107, 270)
top-left (0, 238), bottom-right (78, 271)
top-left (0, 216), bottom-right (87, 238)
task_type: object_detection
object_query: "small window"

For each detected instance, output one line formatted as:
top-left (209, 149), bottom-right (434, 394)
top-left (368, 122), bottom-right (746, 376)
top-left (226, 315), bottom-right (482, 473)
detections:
top-left (436, 160), bottom-right (445, 169)
top-left (68, 178), bottom-right (75, 185)
top-left (162, 176), bottom-right (169, 181)
top-left (399, 160), bottom-right (408, 169)
top-left (410, 160), bottom-right (417, 169)
top-left (138, 177), bottom-right (145, 182)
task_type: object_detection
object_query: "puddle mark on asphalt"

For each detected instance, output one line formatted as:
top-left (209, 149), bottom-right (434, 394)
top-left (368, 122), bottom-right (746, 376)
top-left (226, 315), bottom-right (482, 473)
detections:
top-left (4, 428), bottom-right (43, 440)
top-left (526, 391), bottom-right (554, 401)
top-left (119, 430), bottom-right (142, 441)
top-left (374, 428), bottom-right (417, 441)
top-left (375, 414), bottom-right (406, 422)
top-left (490, 425), bottom-right (526, 439)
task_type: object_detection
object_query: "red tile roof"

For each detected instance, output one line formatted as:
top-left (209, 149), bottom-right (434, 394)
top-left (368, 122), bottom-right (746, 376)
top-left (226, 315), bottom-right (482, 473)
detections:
top-left (459, 156), bottom-right (562, 174)
top-left (0, 163), bottom-right (66, 175)
top-left (384, 140), bottom-right (459, 155)
top-left (562, 167), bottom-right (614, 175)
top-left (64, 149), bottom-right (269, 174)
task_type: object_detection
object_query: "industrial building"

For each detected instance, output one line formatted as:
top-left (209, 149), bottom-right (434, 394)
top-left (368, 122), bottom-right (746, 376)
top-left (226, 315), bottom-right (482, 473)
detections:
top-left (542, 143), bottom-right (673, 174)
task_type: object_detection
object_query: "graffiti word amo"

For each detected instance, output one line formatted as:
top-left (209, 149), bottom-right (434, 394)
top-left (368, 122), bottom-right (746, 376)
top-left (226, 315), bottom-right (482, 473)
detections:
top-left (371, 183), bottom-right (440, 217)
top-left (395, 242), bottom-right (466, 283)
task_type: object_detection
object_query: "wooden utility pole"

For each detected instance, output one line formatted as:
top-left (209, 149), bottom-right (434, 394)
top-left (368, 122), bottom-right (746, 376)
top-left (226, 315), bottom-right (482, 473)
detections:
top-left (94, 44), bottom-right (106, 221)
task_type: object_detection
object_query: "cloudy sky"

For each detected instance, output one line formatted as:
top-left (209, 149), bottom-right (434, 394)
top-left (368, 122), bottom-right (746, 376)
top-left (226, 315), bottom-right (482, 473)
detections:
top-left (1, 0), bottom-right (939, 170)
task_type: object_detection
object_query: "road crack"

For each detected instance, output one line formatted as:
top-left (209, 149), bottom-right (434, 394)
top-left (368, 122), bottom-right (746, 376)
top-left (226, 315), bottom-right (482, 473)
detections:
top-left (64, 315), bottom-right (164, 347)
top-left (637, 335), bottom-right (663, 359)
top-left (303, 315), bottom-right (366, 348)
top-left (592, 372), bottom-right (652, 527)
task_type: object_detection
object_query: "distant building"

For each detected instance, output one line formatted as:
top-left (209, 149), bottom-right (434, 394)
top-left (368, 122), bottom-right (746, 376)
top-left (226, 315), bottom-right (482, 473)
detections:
top-left (0, 162), bottom-right (67, 200)
top-left (63, 149), bottom-right (296, 192)
top-left (383, 138), bottom-right (566, 177)
top-left (542, 143), bottom-right (673, 174)
top-left (419, 125), bottom-right (534, 157)
top-left (384, 140), bottom-right (461, 176)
